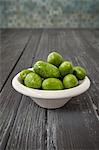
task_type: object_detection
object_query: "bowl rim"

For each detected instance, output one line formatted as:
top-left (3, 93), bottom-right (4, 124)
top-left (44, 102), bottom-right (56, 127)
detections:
top-left (12, 68), bottom-right (90, 99)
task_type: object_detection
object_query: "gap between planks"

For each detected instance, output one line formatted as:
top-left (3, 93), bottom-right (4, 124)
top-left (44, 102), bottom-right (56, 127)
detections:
top-left (0, 30), bottom-right (43, 150)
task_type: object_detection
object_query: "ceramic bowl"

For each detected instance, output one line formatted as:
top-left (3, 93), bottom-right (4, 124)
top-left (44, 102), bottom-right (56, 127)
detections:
top-left (12, 68), bottom-right (90, 109)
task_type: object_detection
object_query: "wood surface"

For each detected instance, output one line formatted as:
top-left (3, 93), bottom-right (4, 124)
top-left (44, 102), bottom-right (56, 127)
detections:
top-left (0, 29), bottom-right (99, 150)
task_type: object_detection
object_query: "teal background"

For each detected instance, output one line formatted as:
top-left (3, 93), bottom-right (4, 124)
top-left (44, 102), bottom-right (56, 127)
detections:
top-left (0, 0), bottom-right (99, 28)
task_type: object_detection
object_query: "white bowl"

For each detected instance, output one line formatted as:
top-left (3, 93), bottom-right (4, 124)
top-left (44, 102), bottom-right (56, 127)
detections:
top-left (12, 68), bottom-right (90, 109)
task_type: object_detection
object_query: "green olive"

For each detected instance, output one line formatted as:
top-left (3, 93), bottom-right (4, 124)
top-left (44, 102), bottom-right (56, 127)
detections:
top-left (63, 74), bottom-right (78, 89)
top-left (47, 52), bottom-right (64, 67)
top-left (59, 61), bottom-right (73, 77)
top-left (24, 72), bottom-right (42, 89)
top-left (73, 66), bottom-right (86, 80)
top-left (33, 61), bottom-right (60, 78)
top-left (20, 70), bottom-right (33, 80)
top-left (42, 78), bottom-right (64, 90)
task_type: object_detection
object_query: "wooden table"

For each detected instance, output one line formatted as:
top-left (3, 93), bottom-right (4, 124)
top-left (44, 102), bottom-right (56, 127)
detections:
top-left (0, 29), bottom-right (99, 150)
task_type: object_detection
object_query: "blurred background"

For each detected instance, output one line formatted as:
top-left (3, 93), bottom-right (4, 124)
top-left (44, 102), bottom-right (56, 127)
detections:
top-left (0, 0), bottom-right (99, 28)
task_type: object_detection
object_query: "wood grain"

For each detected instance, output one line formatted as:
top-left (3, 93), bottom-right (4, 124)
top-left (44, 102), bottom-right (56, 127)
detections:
top-left (5, 29), bottom-right (49, 150)
top-left (0, 29), bottom-right (32, 91)
top-left (0, 29), bottom-right (42, 150)
top-left (60, 30), bottom-right (99, 112)
top-left (6, 96), bottom-right (46, 150)
top-left (47, 29), bottom-right (99, 150)
top-left (0, 29), bottom-right (99, 150)
top-left (47, 96), bottom-right (99, 150)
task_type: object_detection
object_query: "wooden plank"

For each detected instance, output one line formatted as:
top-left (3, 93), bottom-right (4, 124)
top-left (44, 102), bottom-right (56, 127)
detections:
top-left (47, 95), bottom-right (99, 150)
top-left (1, 29), bottom-right (99, 150)
top-left (73, 30), bottom-right (99, 112)
top-left (47, 29), bottom-right (99, 150)
top-left (67, 27), bottom-right (99, 111)
top-left (5, 29), bottom-right (49, 150)
top-left (74, 55), bottom-right (99, 112)
top-left (75, 30), bottom-right (99, 65)
top-left (0, 29), bottom-right (42, 150)
top-left (0, 29), bottom-right (32, 91)
top-left (91, 29), bottom-right (99, 42)
top-left (61, 29), bottom-right (99, 64)
top-left (6, 96), bottom-right (47, 150)
top-left (62, 30), bottom-right (99, 112)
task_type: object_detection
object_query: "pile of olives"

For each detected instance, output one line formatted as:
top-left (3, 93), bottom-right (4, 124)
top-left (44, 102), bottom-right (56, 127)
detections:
top-left (19, 52), bottom-right (87, 90)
